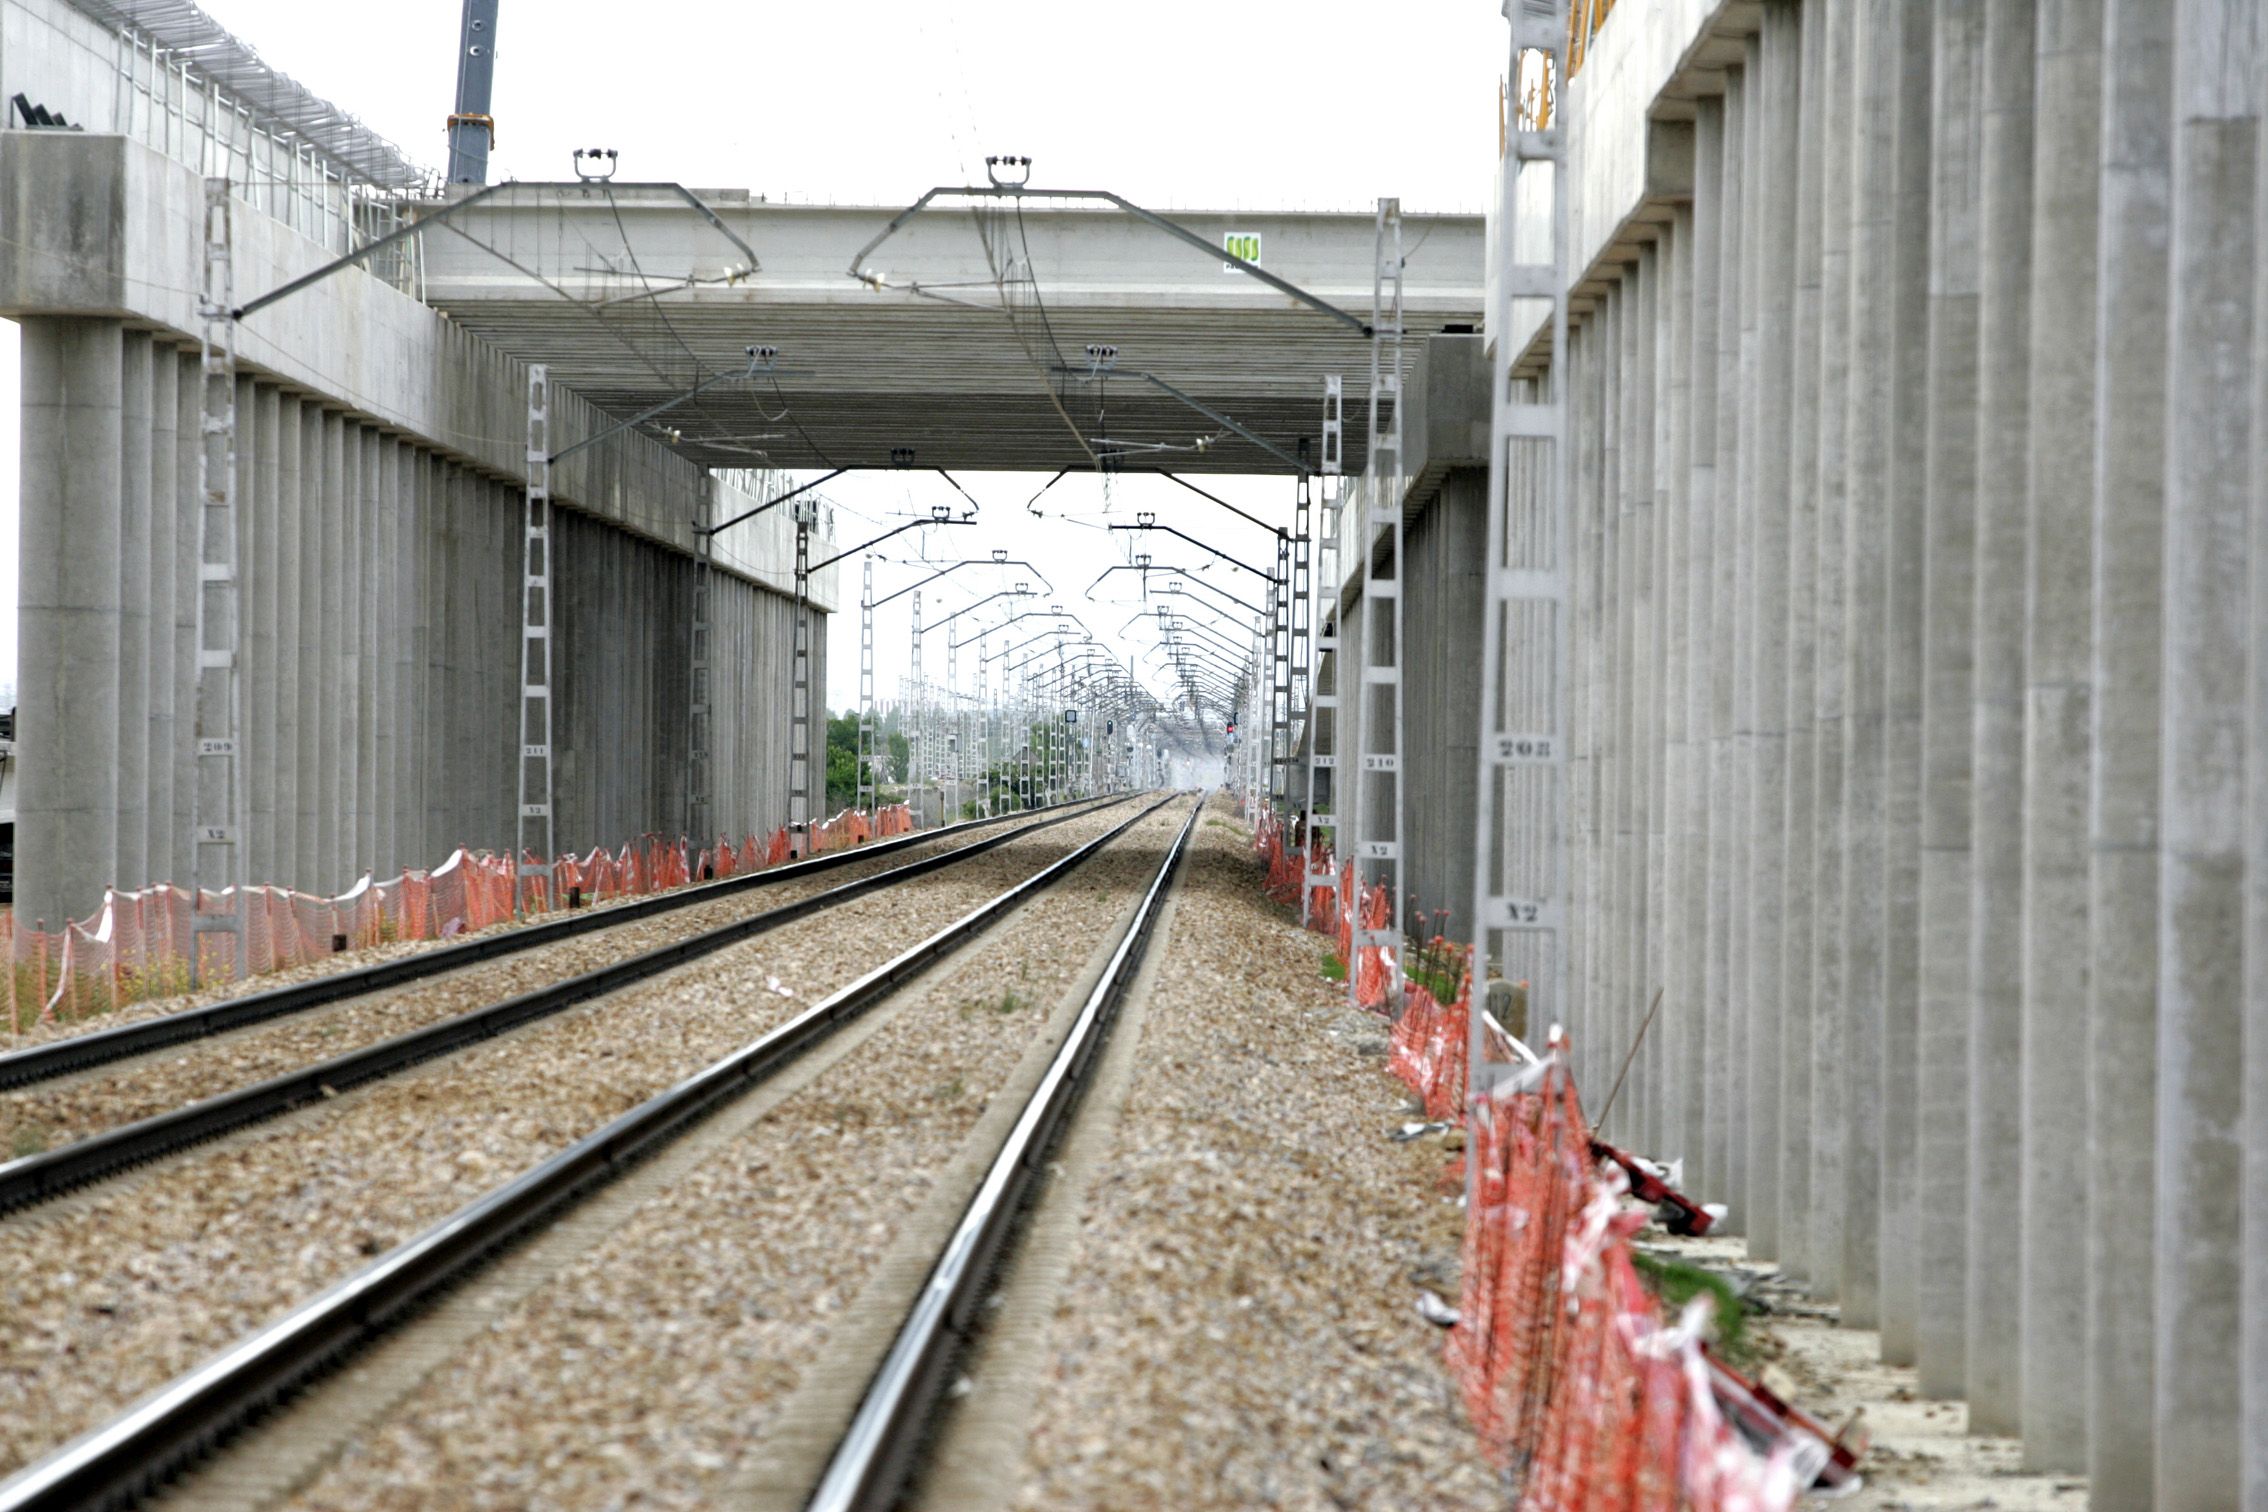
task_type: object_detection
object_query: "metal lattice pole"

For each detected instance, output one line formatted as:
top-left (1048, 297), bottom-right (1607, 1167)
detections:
top-left (909, 592), bottom-right (926, 820)
top-left (515, 364), bottom-right (556, 914)
top-left (789, 505), bottom-right (816, 850)
top-left (947, 626), bottom-right (962, 822)
top-left (1020, 687), bottom-right (1034, 810)
top-left (1348, 199), bottom-right (1408, 1007)
top-left (858, 556), bottom-right (877, 817)
top-left (190, 177), bottom-right (247, 984)
top-left (1288, 472), bottom-right (1313, 810)
top-left (1302, 376), bottom-right (1346, 927)
top-left (1269, 527), bottom-right (1293, 808)
top-left (1471, 6), bottom-right (1571, 1098)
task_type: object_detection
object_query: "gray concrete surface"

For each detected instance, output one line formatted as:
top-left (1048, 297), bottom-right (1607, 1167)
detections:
top-left (4, 125), bottom-right (834, 923)
top-left (1452, 0), bottom-right (2267, 1501)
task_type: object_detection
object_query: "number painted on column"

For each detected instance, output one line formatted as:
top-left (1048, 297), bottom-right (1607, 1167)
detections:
top-left (1493, 733), bottom-right (1558, 763)
top-left (1486, 896), bottom-right (1560, 930)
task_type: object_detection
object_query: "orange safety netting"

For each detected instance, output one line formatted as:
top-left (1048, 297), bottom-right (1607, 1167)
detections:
top-left (1241, 802), bottom-right (1800, 1509)
top-left (1446, 1065), bottom-right (1801, 1509)
top-left (5, 803), bottom-right (915, 1034)
top-left (1250, 807), bottom-right (1396, 1011)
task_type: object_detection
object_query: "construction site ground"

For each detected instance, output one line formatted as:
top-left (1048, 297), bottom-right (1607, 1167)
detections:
top-left (1653, 1235), bottom-right (2087, 1511)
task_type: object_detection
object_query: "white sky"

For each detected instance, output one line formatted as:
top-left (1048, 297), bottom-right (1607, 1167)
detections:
top-left (0, 0), bottom-right (1508, 713)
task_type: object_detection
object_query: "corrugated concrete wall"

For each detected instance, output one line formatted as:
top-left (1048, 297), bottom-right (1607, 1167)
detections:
top-left (1506, 0), bottom-right (2265, 1504)
top-left (15, 322), bottom-right (821, 921)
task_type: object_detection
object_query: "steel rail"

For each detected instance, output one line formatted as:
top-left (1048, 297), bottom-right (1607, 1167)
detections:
top-left (0, 796), bottom-right (1118, 1093)
top-left (0, 796), bottom-right (1140, 1215)
top-left (804, 793), bottom-right (1204, 1512)
top-left (0, 793), bottom-right (1180, 1512)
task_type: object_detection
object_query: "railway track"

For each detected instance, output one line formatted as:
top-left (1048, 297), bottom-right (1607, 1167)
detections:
top-left (0, 795), bottom-right (1134, 1215)
top-left (0, 796), bottom-right (1120, 1092)
top-left (0, 793), bottom-right (1191, 1511)
top-left (802, 796), bottom-right (1201, 1512)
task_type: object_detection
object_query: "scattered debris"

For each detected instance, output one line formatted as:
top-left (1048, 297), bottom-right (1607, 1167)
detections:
top-left (1592, 1137), bottom-right (1718, 1235)
top-left (1706, 1344), bottom-right (1867, 1493)
top-left (1414, 1290), bottom-right (1461, 1328)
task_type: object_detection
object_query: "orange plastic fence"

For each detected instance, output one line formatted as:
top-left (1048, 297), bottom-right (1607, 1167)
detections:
top-left (1244, 803), bottom-right (1798, 1509)
top-left (1446, 1066), bottom-right (1800, 1509)
top-left (1250, 809), bottom-right (1397, 1011)
top-left (5, 804), bottom-right (915, 1034)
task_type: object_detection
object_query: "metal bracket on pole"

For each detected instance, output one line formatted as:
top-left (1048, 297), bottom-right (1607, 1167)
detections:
top-left (1349, 200), bottom-right (1407, 1008)
top-left (1471, 7), bottom-right (1572, 1113)
top-left (515, 365), bottom-right (557, 915)
top-left (190, 176), bottom-right (247, 984)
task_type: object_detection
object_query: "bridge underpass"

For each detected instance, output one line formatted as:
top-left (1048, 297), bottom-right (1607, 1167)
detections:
top-left (5, 0), bottom-right (2268, 1508)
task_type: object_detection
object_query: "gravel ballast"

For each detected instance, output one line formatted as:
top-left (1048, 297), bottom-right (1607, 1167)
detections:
top-left (0, 803), bottom-right (1132, 1159)
top-left (0, 805), bottom-right (1116, 1059)
top-left (0, 802), bottom-right (1147, 1482)
top-left (995, 801), bottom-right (1500, 1509)
top-left (270, 802), bottom-right (1191, 1511)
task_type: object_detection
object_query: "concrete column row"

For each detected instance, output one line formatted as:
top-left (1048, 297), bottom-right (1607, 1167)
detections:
top-left (1523, 0), bottom-right (2264, 1501)
top-left (14, 324), bottom-right (816, 926)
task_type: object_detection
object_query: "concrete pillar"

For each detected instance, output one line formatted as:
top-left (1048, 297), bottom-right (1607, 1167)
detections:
top-left (16, 318), bottom-right (123, 927)
top-left (2155, 2), bottom-right (2253, 1503)
top-left (399, 448), bottom-right (424, 871)
top-left (1711, 73), bottom-right (1750, 1225)
top-left (273, 397), bottom-right (302, 894)
top-left (431, 464), bottom-right (462, 856)
top-left (1633, 249), bottom-right (1654, 1150)
top-left (355, 429), bottom-right (379, 874)
top-left (171, 353), bottom-right (198, 892)
top-left (340, 425), bottom-right (365, 881)
top-left (1719, 58), bottom-right (1756, 1242)
top-left (2085, 0), bottom-right (2171, 1495)
top-left (1719, 64), bottom-right (1750, 1236)
top-left (248, 380), bottom-right (279, 887)
top-left (114, 332), bottom-right (151, 897)
top-left (1687, 97), bottom-right (1724, 1200)
top-left (2017, 0), bottom-right (2104, 1467)
top-left (1966, 0), bottom-right (2035, 1436)
top-left (146, 345), bottom-right (178, 890)
top-left (1839, 0), bottom-right (1901, 1330)
top-left (1607, 263), bottom-right (1630, 1135)
top-left (1809, 0), bottom-right (1856, 1302)
top-left (1779, 0), bottom-right (1828, 1288)
top-left (319, 412), bottom-right (346, 891)
top-left (1640, 242), bottom-right (1668, 1158)
top-left (373, 439), bottom-right (399, 877)
top-left (295, 405), bottom-right (325, 889)
top-left (1662, 204), bottom-right (1698, 1177)
top-left (1878, 0), bottom-right (1935, 1368)
top-left (1596, 286), bottom-right (1614, 1101)
top-left (1574, 308), bottom-right (1606, 1092)
top-left (1917, 0), bottom-right (1986, 1401)
top-left (2248, 31), bottom-right (2268, 1512)
top-left (1747, 6), bottom-right (1799, 1263)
